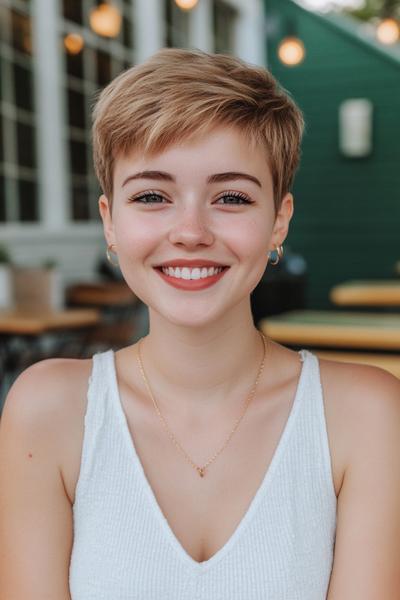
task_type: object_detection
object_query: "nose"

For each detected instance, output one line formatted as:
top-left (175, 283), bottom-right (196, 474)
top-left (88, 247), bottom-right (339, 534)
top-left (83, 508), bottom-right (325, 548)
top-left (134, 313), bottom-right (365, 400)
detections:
top-left (168, 205), bottom-right (215, 248)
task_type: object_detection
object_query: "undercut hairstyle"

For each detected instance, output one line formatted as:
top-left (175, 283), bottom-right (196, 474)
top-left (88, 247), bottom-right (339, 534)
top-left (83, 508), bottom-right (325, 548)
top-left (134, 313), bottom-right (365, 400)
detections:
top-left (92, 47), bottom-right (305, 214)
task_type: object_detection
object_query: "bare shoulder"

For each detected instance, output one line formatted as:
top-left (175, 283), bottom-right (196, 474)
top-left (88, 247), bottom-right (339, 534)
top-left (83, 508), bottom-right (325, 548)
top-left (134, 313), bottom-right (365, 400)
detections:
top-left (317, 359), bottom-right (400, 597)
top-left (0, 357), bottom-right (93, 598)
top-left (1, 356), bottom-right (93, 502)
top-left (317, 356), bottom-right (400, 494)
top-left (1, 356), bottom-right (92, 432)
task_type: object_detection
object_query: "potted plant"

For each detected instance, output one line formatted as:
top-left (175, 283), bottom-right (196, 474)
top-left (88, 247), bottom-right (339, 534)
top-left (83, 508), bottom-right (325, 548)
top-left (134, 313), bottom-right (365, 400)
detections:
top-left (12, 258), bottom-right (64, 312)
top-left (0, 243), bottom-right (13, 310)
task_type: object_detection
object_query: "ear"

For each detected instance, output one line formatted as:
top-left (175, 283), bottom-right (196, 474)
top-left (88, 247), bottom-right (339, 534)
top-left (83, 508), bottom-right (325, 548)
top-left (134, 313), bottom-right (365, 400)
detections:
top-left (269, 192), bottom-right (294, 251)
top-left (98, 194), bottom-right (116, 248)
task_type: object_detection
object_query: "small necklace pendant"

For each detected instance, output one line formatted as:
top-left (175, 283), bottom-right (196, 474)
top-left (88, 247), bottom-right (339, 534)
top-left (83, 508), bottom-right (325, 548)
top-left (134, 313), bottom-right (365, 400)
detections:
top-left (197, 467), bottom-right (205, 477)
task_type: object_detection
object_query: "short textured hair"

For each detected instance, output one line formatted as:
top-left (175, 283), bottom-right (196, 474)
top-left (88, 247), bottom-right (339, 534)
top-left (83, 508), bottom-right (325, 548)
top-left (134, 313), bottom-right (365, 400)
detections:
top-left (92, 47), bottom-right (305, 214)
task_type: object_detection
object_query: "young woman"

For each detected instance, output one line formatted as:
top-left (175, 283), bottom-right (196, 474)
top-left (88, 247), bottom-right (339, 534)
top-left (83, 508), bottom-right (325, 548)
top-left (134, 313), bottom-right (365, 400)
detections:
top-left (1, 48), bottom-right (399, 600)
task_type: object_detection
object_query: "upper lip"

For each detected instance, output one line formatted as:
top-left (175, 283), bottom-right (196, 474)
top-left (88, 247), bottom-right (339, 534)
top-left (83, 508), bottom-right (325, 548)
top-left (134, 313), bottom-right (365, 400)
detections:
top-left (155, 259), bottom-right (229, 268)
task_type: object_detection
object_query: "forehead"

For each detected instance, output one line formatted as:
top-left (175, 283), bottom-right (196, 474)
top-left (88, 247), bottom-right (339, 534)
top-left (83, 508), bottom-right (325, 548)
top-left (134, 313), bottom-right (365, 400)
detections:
top-left (113, 125), bottom-right (273, 192)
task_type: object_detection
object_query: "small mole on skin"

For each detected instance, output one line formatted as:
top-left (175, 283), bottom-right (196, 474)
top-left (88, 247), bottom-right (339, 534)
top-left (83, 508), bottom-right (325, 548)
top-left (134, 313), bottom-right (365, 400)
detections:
top-left (28, 453), bottom-right (33, 458)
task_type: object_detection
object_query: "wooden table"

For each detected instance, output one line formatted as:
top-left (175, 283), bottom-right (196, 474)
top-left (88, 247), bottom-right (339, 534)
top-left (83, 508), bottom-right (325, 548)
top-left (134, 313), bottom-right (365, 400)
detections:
top-left (259, 309), bottom-right (400, 350)
top-left (0, 307), bottom-right (101, 411)
top-left (66, 281), bottom-right (137, 307)
top-left (0, 307), bottom-right (100, 335)
top-left (329, 280), bottom-right (400, 307)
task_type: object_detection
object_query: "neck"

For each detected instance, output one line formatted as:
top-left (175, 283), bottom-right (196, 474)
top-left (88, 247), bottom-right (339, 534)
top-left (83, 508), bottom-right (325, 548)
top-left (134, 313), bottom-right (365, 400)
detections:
top-left (136, 300), bottom-right (268, 418)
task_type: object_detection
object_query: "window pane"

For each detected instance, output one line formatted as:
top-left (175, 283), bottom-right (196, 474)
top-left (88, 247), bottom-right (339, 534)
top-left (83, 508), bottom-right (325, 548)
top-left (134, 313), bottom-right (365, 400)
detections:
top-left (72, 183), bottom-right (90, 220)
top-left (14, 62), bottom-right (33, 111)
top-left (213, 0), bottom-right (237, 54)
top-left (17, 121), bottom-right (36, 168)
top-left (96, 50), bottom-right (112, 86)
top-left (69, 139), bottom-right (87, 175)
top-left (18, 179), bottom-right (38, 222)
top-left (0, 176), bottom-right (5, 222)
top-left (66, 49), bottom-right (84, 79)
top-left (11, 10), bottom-right (32, 56)
top-left (0, 117), bottom-right (3, 164)
top-left (122, 16), bottom-right (133, 49)
top-left (67, 88), bottom-right (86, 128)
top-left (63, 0), bottom-right (83, 25)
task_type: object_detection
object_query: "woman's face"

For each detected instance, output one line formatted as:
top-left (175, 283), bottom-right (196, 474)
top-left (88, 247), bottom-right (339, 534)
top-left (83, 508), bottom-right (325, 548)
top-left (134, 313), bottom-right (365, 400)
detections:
top-left (99, 125), bottom-right (293, 328)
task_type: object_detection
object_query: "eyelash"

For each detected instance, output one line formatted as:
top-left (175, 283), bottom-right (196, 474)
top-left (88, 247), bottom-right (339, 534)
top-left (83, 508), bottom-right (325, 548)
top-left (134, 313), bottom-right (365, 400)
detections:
top-left (128, 190), bottom-right (253, 205)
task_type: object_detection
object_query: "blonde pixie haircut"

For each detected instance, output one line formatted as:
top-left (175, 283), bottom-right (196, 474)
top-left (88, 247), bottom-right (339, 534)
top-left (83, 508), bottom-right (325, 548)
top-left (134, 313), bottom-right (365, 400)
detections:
top-left (92, 47), bottom-right (305, 214)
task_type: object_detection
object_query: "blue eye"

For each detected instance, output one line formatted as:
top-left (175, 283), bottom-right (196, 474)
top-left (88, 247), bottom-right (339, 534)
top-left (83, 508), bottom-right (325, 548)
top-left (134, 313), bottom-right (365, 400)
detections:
top-left (128, 192), bottom-right (166, 204)
top-left (128, 190), bottom-right (253, 205)
top-left (215, 192), bottom-right (253, 205)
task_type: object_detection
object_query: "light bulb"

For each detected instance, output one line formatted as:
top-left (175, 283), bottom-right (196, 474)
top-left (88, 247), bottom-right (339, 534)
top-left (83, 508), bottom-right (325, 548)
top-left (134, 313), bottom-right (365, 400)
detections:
top-left (64, 33), bottom-right (84, 55)
top-left (277, 37), bottom-right (305, 66)
top-left (89, 3), bottom-right (122, 38)
top-left (174, 0), bottom-right (199, 10)
top-left (376, 18), bottom-right (400, 45)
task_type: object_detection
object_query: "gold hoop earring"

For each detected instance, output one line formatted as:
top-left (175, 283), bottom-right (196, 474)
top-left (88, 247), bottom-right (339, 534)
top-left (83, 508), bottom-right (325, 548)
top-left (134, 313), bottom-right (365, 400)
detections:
top-left (268, 244), bottom-right (283, 266)
top-left (106, 244), bottom-right (119, 268)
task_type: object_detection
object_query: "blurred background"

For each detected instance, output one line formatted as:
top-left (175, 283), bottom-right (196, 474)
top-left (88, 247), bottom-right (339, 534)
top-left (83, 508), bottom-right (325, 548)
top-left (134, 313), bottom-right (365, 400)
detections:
top-left (1, 0), bottom-right (400, 411)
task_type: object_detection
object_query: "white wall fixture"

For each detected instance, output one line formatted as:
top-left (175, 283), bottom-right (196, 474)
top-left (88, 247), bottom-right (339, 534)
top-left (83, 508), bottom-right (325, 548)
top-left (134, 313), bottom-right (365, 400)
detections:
top-left (339, 98), bottom-right (373, 158)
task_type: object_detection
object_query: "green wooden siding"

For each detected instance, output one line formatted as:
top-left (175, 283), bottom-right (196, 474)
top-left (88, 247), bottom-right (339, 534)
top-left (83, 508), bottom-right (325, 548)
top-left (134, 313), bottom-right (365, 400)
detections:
top-left (264, 0), bottom-right (400, 309)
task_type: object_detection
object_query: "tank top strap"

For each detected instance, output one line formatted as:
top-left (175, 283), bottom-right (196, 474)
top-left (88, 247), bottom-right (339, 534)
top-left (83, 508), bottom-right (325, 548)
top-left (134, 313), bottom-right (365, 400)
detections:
top-left (73, 349), bottom-right (116, 502)
top-left (84, 349), bottom-right (115, 425)
top-left (296, 348), bottom-right (336, 498)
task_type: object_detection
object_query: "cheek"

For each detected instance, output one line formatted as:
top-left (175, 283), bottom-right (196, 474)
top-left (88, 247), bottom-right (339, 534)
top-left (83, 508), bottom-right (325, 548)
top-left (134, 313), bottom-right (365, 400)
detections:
top-left (114, 215), bottom-right (159, 260)
top-left (224, 215), bottom-right (269, 261)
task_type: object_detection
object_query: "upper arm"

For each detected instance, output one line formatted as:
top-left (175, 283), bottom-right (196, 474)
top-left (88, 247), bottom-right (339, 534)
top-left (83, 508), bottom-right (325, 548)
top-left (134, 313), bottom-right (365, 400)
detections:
top-left (0, 360), bottom-right (74, 600)
top-left (327, 366), bottom-right (400, 600)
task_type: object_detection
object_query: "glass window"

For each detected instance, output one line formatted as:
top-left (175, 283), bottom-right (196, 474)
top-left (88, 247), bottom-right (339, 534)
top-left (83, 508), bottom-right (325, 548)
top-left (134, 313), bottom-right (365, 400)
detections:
top-left (62, 0), bottom-right (83, 25)
top-left (165, 0), bottom-right (190, 48)
top-left (213, 0), bottom-right (237, 54)
top-left (67, 88), bottom-right (86, 129)
top-left (122, 15), bottom-right (133, 49)
top-left (69, 139), bottom-right (87, 175)
top-left (11, 10), bottom-right (32, 56)
top-left (0, 117), bottom-right (3, 164)
top-left (66, 49), bottom-right (84, 79)
top-left (17, 121), bottom-right (36, 169)
top-left (0, 176), bottom-right (5, 222)
top-left (18, 179), bottom-right (38, 222)
top-left (96, 49), bottom-right (112, 87)
top-left (72, 182), bottom-right (90, 220)
top-left (14, 62), bottom-right (33, 111)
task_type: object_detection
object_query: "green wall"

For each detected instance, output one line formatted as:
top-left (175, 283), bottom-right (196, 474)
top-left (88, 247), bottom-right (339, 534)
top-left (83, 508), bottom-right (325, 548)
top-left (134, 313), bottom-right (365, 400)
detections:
top-left (264, 0), bottom-right (400, 309)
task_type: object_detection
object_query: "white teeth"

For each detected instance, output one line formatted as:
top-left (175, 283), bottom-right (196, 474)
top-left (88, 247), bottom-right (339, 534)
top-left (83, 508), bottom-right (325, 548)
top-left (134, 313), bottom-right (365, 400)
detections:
top-left (160, 266), bottom-right (225, 279)
top-left (181, 267), bottom-right (191, 280)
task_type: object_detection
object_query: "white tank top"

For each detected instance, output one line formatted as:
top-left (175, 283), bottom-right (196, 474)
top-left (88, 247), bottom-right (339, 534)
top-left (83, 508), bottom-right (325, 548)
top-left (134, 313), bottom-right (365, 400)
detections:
top-left (69, 348), bottom-right (337, 599)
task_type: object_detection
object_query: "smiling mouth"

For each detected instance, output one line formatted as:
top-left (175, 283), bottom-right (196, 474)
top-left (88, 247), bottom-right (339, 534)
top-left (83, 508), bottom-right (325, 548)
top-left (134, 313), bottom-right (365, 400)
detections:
top-left (155, 265), bottom-right (229, 280)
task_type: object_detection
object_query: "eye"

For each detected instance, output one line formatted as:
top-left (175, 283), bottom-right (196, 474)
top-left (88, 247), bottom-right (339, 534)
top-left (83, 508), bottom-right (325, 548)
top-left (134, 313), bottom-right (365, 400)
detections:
top-left (128, 191), bottom-right (168, 204)
top-left (215, 191), bottom-right (253, 205)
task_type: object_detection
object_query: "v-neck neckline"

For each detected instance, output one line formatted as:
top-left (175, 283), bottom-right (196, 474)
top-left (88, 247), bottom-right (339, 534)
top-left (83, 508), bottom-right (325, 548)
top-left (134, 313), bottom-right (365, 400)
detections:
top-left (106, 347), bottom-right (310, 573)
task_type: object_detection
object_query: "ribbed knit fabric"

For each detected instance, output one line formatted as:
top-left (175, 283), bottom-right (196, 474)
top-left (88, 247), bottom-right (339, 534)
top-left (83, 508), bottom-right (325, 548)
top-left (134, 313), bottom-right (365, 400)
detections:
top-left (69, 348), bottom-right (337, 600)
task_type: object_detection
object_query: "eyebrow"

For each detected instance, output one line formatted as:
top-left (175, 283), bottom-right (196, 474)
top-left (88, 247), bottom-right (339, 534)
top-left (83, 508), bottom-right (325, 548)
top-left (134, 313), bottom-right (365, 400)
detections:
top-left (121, 170), bottom-right (262, 188)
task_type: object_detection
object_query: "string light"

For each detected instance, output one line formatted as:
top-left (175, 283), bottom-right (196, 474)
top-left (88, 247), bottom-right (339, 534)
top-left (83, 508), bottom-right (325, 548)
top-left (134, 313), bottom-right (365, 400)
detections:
top-left (174, 0), bottom-right (199, 10)
top-left (89, 2), bottom-right (122, 38)
top-left (376, 17), bottom-right (400, 45)
top-left (64, 33), bottom-right (84, 55)
top-left (277, 36), bottom-right (305, 66)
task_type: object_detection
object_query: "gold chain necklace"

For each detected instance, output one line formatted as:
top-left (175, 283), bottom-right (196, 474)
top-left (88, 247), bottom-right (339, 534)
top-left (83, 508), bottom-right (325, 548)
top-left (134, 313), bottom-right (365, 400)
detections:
top-left (136, 330), bottom-right (268, 478)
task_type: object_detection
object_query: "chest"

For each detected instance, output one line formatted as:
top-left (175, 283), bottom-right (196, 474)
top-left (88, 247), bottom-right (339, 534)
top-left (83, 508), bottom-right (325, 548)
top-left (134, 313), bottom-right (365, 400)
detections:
top-left (65, 369), bottom-right (343, 565)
